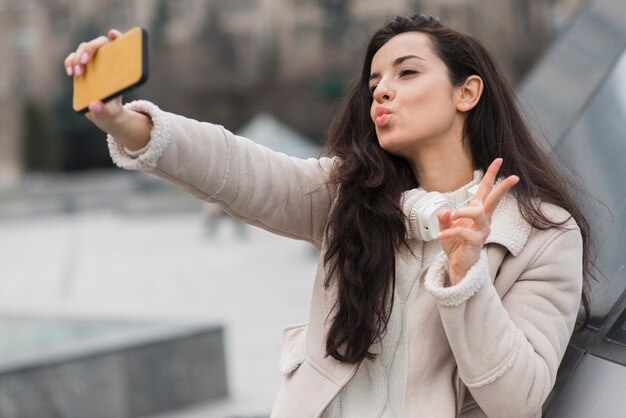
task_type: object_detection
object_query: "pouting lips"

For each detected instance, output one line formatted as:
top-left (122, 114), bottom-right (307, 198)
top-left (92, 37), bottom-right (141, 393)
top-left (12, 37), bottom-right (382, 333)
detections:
top-left (375, 106), bottom-right (392, 126)
top-left (375, 106), bottom-right (392, 117)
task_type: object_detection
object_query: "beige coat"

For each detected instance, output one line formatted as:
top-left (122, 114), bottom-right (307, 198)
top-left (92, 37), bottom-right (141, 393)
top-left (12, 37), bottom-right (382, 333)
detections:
top-left (109, 101), bottom-right (583, 418)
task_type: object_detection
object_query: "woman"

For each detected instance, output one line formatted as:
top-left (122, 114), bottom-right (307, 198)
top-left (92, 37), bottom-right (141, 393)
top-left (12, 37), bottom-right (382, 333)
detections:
top-left (65, 13), bottom-right (591, 418)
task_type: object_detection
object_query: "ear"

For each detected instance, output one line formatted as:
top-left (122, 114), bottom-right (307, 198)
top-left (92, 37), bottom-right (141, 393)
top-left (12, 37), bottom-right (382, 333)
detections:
top-left (455, 75), bottom-right (484, 113)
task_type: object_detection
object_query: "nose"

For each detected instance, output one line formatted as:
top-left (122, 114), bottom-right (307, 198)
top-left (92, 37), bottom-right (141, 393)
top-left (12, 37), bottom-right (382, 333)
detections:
top-left (372, 80), bottom-right (394, 103)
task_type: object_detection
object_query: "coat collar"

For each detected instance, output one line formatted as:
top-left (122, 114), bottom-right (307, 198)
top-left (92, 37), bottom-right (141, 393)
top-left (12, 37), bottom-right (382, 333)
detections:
top-left (487, 191), bottom-right (531, 256)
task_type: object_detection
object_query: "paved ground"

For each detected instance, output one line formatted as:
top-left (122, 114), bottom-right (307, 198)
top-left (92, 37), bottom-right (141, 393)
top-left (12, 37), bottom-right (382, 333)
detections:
top-left (0, 192), bottom-right (319, 417)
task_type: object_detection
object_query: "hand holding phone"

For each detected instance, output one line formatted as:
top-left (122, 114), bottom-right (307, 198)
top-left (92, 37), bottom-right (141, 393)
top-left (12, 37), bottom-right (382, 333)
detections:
top-left (66, 27), bottom-right (148, 114)
top-left (64, 28), bottom-right (153, 151)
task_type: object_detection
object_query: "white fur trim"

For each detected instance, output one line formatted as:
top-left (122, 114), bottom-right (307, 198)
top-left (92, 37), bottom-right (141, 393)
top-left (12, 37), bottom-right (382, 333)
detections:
top-left (487, 192), bottom-right (531, 256)
top-left (424, 251), bottom-right (488, 307)
top-left (124, 141), bottom-right (150, 157)
top-left (279, 322), bottom-right (308, 376)
top-left (107, 100), bottom-right (171, 170)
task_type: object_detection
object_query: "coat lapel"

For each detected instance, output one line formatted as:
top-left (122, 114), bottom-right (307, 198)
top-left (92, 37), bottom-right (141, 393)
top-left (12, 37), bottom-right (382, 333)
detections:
top-left (487, 192), bottom-right (531, 257)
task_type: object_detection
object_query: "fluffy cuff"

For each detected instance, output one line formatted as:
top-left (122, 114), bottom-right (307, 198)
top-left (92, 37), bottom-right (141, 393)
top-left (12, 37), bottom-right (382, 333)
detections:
top-left (107, 100), bottom-right (171, 170)
top-left (424, 251), bottom-right (488, 307)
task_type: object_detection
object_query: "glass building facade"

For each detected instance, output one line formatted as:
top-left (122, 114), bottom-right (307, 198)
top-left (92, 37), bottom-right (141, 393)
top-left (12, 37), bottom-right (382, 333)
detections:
top-left (520, 0), bottom-right (626, 415)
top-left (520, 0), bottom-right (626, 330)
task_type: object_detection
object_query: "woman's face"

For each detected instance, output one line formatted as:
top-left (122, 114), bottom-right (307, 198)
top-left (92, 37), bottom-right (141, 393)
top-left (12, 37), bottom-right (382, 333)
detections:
top-left (369, 32), bottom-right (461, 159)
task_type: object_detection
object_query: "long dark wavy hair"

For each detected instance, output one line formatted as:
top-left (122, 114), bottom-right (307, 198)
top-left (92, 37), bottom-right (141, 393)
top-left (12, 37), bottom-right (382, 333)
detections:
top-left (322, 13), bottom-right (594, 364)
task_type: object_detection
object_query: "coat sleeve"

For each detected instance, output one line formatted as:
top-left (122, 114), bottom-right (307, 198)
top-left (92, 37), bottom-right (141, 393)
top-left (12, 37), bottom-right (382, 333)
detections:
top-left (107, 100), bottom-right (335, 247)
top-left (424, 224), bottom-right (583, 418)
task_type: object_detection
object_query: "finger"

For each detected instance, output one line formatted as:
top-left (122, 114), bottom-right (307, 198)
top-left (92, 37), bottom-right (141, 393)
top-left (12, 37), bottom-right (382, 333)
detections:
top-left (474, 158), bottom-right (503, 203)
top-left (82, 35), bottom-right (110, 64)
top-left (484, 175), bottom-right (520, 215)
top-left (64, 52), bottom-right (76, 76)
top-left (438, 226), bottom-right (484, 243)
top-left (72, 36), bottom-right (110, 76)
top-left (438, 210), bottom-right (453, 231)
top-left (88, 99), bottom-right (119, 118)
top-left (85, 101), bottom-right (104, 123)
top-left (72, 42), bottom-right (88, 76)
top-left (102, 96), bottom-right (124, 115)
top-left (108, 29), bottom-right (123, 40)
top-left (87, 100), bottom-right (105, 117)
top-left (450, 206), bottom-right (490, 230)
top-left (85, 96), bottom-right (123, 122)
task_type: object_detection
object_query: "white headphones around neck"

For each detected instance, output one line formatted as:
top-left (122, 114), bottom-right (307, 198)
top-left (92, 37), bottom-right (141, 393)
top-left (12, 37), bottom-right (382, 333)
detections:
top-left (402, 184), bottom-right (479, 241)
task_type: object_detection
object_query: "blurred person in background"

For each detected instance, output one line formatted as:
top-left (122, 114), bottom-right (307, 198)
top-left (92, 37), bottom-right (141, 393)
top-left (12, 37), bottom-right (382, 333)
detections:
top-left (203, 201), bottom-right (247, 238)
top-left (65, 13), bottom-right (592, 418)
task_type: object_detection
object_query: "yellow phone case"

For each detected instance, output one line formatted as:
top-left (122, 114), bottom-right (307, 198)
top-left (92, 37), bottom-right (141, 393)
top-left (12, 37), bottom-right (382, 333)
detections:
top-left (73, 27), bottom-right (148, 113)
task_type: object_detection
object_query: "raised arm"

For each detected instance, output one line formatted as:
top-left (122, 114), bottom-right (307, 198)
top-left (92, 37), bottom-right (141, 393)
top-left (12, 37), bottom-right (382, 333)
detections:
top-left (65, 32), bottom-right (335, 247)
top-left (110, 101), bottom-right (335, 246)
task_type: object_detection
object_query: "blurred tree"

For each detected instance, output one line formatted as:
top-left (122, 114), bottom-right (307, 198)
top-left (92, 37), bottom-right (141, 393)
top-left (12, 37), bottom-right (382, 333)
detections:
top-left (50, 89), bottom-right (114, 172)
top-left (261, 31), bottom-right (280, 79)
top-left (321, 0), bottom-right (350, 44)
top-left (199, 6), bottom-right (237, 74)
top-left (71, 19), bottom-right (102, 49)
top-left (315, 77), bottom-right (346, 100)
top-left (510, 0), bottom-right (553, 80)
top-left (151, 0), bottom-right (170, 49)
top-left (409, 0), bottom-right (424, 11)
top-left (22, 101), bottom-right (61, 172)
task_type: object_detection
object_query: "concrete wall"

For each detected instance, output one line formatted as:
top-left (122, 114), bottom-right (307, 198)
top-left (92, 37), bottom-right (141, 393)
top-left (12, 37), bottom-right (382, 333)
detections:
top-left (0, 323), bottom-right (227, 418)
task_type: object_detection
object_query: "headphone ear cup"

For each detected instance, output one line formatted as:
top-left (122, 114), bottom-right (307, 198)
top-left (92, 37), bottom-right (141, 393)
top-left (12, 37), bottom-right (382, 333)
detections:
top-left (413, 192), bottom-right (455, 241)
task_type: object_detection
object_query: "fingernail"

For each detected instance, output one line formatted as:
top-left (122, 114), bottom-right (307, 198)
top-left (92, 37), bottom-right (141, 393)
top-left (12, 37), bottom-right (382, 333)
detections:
top-left (66, 66), bottom-right (73, 76)
top-left (74, 65), bottom-right (82, 76)
top-left (80, 52), bottom-right (89, 64)
top-left (91, 103), bottom-right (102, 113)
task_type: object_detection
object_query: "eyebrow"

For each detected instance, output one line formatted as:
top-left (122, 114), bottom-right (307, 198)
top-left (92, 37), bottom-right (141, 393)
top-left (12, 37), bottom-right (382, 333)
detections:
top-left (369, 55), bottom-right (425, 82)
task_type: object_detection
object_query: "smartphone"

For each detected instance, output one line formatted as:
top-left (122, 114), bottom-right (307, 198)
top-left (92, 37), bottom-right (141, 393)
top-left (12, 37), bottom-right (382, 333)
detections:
top-left (73, 27), bottom-right (148, 113)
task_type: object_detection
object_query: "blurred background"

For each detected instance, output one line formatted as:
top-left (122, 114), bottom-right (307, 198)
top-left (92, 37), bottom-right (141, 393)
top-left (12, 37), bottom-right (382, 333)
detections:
top-left (4, 0), bottom-right (626, 417)
top-left (0, 0), bottom-right (586, 181)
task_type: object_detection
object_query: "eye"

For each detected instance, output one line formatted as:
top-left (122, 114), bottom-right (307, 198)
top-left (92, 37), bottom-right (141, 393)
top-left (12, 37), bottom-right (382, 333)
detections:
top-left (399, 68), bottom-right (418, 77)
top-left (369, 84), bottom-right (378, 94)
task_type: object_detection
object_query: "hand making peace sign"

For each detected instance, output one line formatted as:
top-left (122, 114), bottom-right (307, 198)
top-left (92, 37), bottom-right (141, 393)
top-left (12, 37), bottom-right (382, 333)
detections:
top-left (437, 158), bottom-right (519, 286)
